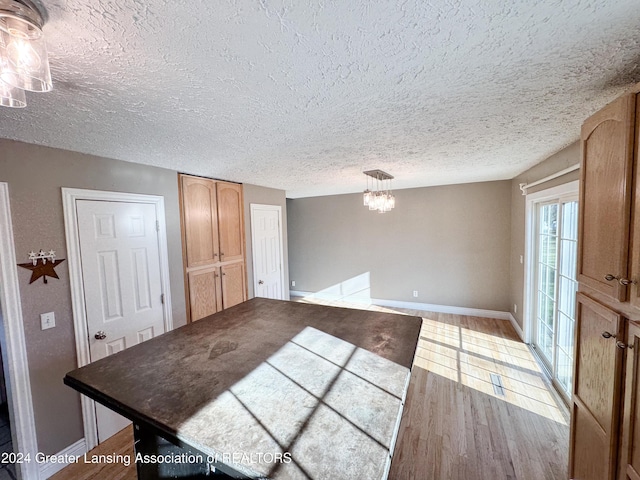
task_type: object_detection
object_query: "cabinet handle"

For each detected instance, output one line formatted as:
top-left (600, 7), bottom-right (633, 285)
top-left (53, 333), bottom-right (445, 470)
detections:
top-left (617, 341), bottom-right (634, 350)
top-left (619, 278), bottom-right (637, 286)
top-left (214, 253), bottom-right (218, 257)
top-left (604, 274), bottom-right (618, 282)
top-left (602, 331), bottom-right (615, 339)
top-left (220, 252), bottom-right (225, 257)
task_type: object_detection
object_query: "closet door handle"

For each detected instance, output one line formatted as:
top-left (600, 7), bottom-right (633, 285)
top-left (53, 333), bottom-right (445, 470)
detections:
top-left (617, 341), bottom-right (633, 350)
top-left (602, 331), bottom-right (615, 339)
top-left (619, 278), bottom-right (637, 286)
top-left (604, 274), bottom-right (618, 282)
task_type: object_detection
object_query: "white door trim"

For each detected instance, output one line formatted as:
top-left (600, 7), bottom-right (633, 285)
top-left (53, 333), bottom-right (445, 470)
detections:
top-left (0, 183), bottom-right (40, 480)
top-left (62, 188), bottom-right (174, 450)
top-left (250, 204), bottom-right (285, 300)
top-left (523, 180), bottom-right (579, 344)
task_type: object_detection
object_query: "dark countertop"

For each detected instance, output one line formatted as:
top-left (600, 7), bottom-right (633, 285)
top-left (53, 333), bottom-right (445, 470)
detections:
top-left (65, 298), bottom-right (422, 479)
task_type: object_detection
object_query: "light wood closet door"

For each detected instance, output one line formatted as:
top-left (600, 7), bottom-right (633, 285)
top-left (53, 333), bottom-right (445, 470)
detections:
top-left (221, 263), bottom-right (246, 309)
top-left (216, 182), bottom-right (244, 263)
top-left (570, 293), bottom-right (624, 480)
top-left (182, 176), bottom-right (219, 267)
top-left (188, 267), bottom-right (221, 321)
top-left (578, 94), bottom-right (636, 301)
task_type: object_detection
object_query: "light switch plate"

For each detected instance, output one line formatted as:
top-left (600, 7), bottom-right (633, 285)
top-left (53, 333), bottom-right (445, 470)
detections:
top-left (40, 312), bottom-right (55, 330)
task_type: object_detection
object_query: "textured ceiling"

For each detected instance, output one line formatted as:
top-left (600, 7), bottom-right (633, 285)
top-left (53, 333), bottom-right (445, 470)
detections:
top-left (1, 0), bottom-right (640, 197)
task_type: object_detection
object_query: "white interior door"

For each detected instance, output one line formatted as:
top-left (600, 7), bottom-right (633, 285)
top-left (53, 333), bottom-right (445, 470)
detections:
top-left (251, 204), bottom-right (284, 299)
top-left (76, 200), bottom-right (165, 442)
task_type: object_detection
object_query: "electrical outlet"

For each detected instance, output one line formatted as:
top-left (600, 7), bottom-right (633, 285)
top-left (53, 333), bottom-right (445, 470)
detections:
top-left (413, 291), bottom-right (418, 298)
top-left (291, 280), bottom-right (296, 287)
top-left (514, 304), bottom-right (518, 313)
top-left (40, 312), bottom-right (55, 330)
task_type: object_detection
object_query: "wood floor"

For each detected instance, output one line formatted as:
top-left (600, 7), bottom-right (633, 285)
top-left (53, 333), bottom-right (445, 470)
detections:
top-left (49, 426), bottom-right (135, 480)
top-left (386, 309), bottom-right (569, 480)
top-left (51, 300), bottom-right (569, 480)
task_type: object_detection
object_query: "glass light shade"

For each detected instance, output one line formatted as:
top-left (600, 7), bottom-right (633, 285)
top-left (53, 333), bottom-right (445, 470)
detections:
top-left (0, 77), bottom-right (25, 107)
top-left (383, 196), bottom-right (392, 212)
top-left (363, 190), bottom-right (371, 206)
top-left (0, 15), bottom-right (51, 92)
top-left (362, 171), bottom-right (395, 213)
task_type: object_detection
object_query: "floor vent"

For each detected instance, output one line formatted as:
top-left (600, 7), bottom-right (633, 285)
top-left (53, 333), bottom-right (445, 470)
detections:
top-left (490, 373), bottom-right (506, 397)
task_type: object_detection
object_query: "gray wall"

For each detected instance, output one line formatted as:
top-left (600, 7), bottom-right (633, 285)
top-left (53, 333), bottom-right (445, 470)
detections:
top-left (509, 141), bottom-right (581, 329)
top-left (288, 181), bottom-right (512, 311)
top-left (243, 184), bottom-right (290, 299)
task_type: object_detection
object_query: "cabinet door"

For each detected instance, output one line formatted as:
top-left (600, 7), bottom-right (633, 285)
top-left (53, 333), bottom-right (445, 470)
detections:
top-left (221, 263), bottom-right (246, 309)
top-left (569, 293), bottom-right (624, 480)
top-left (216, 182), bottom-right (244, 263)
top-left (628, 97), bottom-right (640, 310)
top-left (578, 94), bottom-right (636, 301)
top-left (181, 176), bottom-right (220, 267)
top-left (188, 267), bottom-right (221, 321)
top-left (620, 323), bottom-right (640, 480)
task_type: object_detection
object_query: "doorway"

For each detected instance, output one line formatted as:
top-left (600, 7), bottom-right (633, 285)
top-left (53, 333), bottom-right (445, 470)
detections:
top-left (525, 181), bottom-right (579, 401)
top-left (250, 204), bottom-right (285, 300)
top-left (62, 188), bottom-right (173, 449)
top-left (0, 182), bottom-right (39, 480)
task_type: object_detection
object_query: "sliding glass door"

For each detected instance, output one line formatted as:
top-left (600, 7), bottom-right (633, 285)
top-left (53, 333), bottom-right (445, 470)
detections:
top-left (533, 195), bottom-right (578, 398)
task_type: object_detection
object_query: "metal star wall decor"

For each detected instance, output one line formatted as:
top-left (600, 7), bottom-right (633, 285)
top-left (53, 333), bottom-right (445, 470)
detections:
top-left (18, 250), bottom-right (66, 284)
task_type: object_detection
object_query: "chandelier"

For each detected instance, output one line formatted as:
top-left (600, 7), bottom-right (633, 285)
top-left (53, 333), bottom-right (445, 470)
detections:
top-left (363, 169), bottom-right (395, 213)
top-left (0, 0), bottom-right (52, 108)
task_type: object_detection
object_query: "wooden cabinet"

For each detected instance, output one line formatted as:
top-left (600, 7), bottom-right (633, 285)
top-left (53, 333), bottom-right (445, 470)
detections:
top-left (578, 94), bottom-right (636, 303)
top-left (179, 174), bottom-right (247, 322)
top-left (569, 293), bottom-right (624, 480)
top-left (571, 87), bottom-right (640, 480)
top-left (619, 322), bottom-right (640, 480)
top-left (182, 176), bottom-right (220, 268)
top-left (216, 182), bottom-right (244, 263)
top-left (221, 263), bottom-right (246, 309)
top-left (187, 267), bottom-right (222, 319)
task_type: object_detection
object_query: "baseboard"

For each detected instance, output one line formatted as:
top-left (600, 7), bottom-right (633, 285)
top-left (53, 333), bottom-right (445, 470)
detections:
top-left (508, 313), bottom-right (525, 341)
top-left (39, 438), bottom-right (86, 479)
top-left (289, 290), bottom-right (511, 321)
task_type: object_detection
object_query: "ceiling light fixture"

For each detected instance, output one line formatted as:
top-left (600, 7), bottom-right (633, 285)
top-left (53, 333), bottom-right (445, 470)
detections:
top-left (363, 169), bottom-right (395, 213)
top-left (0, 0), bottom-right (51, 108)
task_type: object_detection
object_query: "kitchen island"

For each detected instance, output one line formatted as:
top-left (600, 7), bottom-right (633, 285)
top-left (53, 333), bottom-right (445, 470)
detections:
top-left (64, 298), bottom-right (422, 479)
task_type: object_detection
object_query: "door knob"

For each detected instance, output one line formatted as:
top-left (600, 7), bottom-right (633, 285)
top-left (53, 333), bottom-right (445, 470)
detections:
top-left (94, 331), bottom-right (107, 340)
top-left (617, 341), bottom-right (634, 350)
top-left (619, 278), bottom-right (637, 286)
top-left (604, 274), bottom-right (618, 282)
top-left (602, 331), bottom-right (615, 339)
top-left (258, 280), bottom-right (264, 285)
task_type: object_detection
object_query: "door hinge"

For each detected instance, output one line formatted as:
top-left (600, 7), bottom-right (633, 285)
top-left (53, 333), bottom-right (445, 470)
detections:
top-left (161, 293), bottom-right (165, 304)
top-left (156, 220), bottom-right (160, 232)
